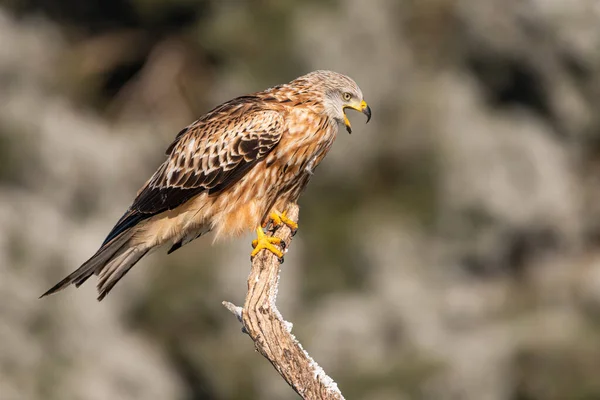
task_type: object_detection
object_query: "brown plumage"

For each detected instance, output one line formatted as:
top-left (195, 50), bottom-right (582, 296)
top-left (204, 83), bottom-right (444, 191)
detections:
top-left (41, 70), bottom-right (371, 300)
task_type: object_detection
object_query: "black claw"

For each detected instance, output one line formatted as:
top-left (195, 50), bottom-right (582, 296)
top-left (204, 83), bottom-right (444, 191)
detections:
top-left (291, 229), bottom-right (298, 237)
top-left (278, 256), bottom-right (285, 264)
top-left (280, 241), bottom-right (286, 250)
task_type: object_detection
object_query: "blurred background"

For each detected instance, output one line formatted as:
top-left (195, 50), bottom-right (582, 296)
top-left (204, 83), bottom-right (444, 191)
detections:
top-left (1, 0), bottom-right (600, 399)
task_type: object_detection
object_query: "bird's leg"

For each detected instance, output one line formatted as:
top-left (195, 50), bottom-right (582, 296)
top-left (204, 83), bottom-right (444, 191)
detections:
top-left (251, 226), bottom-right (284, 260)
top-left (268, 210), bottom-right (299, 234)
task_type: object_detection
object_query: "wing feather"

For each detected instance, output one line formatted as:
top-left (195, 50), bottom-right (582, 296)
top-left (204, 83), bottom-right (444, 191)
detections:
top-left (102, 98), bottom-right (284, 245)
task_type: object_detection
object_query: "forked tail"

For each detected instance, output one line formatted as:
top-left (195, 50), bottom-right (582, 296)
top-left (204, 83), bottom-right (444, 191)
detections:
top-left (40, 230), bottom-right (150, 301)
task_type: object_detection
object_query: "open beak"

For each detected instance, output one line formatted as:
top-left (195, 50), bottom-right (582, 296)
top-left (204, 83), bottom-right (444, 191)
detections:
top-left (343, 100), bottom-right (372, 134)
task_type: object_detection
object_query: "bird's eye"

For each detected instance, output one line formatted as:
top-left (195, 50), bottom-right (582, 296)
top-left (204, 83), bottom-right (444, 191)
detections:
top-left (342, 92), bottom-right (352, 101)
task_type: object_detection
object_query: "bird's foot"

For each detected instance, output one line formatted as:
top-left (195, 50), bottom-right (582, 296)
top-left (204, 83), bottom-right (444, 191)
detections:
top-left (251, 226), bottom-right (284, 261)
top-left (269, 211), bottom-right (298, 234)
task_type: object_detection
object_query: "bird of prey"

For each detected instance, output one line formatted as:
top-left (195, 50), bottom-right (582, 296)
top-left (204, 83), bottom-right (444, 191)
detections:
top-left (41, 70), bottom-right (371, 300)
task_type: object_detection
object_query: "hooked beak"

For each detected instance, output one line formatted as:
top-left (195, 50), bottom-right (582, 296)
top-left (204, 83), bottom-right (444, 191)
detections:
top-left (343, 100), bottom-right (371, 134)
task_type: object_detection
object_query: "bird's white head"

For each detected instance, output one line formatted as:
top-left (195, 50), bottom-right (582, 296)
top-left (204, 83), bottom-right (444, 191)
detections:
top-left (295, 70), bottom-right (371, 134)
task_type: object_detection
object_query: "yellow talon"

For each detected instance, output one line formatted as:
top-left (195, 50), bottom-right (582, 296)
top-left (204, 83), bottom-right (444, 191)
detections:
top-left (251, 226), bottom-right (284, 259)
top-left (269, 212), bottom-right (283, 227)
top-left (269, 211), bottom-right (299, 232)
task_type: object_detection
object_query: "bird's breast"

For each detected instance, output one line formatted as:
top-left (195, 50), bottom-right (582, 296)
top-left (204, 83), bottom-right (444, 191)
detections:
top-left (267, 113), bottom-right (338, 201)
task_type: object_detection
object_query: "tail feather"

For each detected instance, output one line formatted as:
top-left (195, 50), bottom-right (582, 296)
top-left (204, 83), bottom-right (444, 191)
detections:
top-left (96, 247), bottom-right (149, 301)
top-left (41, 219), bottom-right (209, 301)
top-left (39, 230), bottom-right (137, 299)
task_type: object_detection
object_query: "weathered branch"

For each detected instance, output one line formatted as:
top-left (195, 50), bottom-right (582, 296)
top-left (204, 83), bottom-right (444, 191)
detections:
top-left (223, 204), bottom-right (344, 399)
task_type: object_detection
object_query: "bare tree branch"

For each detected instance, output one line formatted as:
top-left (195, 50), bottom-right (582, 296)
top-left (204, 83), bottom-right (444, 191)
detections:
top-left (223, 204), bottom-right (345, 399)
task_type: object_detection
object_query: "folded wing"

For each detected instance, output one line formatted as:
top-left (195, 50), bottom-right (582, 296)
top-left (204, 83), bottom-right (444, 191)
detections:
top-left (103, 98), bottom-right (284, 245)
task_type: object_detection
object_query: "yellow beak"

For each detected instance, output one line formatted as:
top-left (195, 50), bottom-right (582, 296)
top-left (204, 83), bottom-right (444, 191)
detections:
top-left (343, 100), bottom-right (372, 134)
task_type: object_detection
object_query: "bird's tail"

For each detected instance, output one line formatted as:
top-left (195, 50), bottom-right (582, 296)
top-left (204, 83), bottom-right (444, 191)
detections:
top-left (40, 229), bottom-right (150, 301)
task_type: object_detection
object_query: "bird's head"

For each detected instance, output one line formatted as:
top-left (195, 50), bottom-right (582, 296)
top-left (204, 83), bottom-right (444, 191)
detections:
top-left (298, 70), bottom-right (371, 134)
